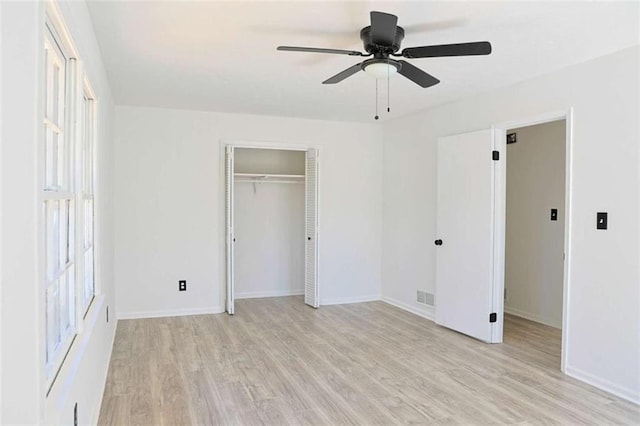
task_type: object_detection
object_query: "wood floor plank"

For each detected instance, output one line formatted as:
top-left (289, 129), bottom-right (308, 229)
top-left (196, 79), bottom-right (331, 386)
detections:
top-left (98, 297), bottom-right (640, 425)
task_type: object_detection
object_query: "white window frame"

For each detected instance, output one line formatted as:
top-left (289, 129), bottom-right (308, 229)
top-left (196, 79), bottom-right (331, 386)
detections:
top-left (42, 4), bottom-right (100, 390)
top-left (43, 18), bottom-right (77, 385)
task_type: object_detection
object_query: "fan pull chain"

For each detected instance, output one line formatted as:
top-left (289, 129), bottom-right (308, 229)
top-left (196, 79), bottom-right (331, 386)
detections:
top-left (375, 78), bottom-right (379, 120)
top-left (387, 60), bottom-right (391, 113)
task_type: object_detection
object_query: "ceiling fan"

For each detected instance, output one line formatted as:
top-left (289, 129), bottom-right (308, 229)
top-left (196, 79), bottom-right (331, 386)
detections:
top-left (277, 11), bottom-right (492, 88)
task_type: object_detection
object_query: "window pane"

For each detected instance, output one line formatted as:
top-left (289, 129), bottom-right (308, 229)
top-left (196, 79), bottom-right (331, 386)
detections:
top-left (58, 200), bottom-right (67, 270)
top-left (84, 198), bottom-right (93, 249)
top-left (44, 48), bottom-right (50, 119)
top-left (45, 126), bottom-right (54, 189)
top-left (46, 279), bottom-right (60, 361)
top-left (51, 200), bottom-right (60, 278)
top-left (44, 129), bottom-right (62, 191)
top-left (82, 96), bottom-right (94, 195)
top-left (56, 132), bottom-right (64, 190)
top-left (67, 199), bottom-right (75, 264)
top-left (45, 201), bottom-right (54, 280)
top-left (52, 62), bottom-right (60, 125)
top-left (59, 271), bottom-right (69, 335)
top-left (83, 248), bottom-right (94, 310)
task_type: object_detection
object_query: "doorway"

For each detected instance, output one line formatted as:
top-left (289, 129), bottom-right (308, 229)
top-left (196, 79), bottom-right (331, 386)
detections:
top-left (224, 144), bottom-right (319, 315)
top-left (504, 120), bottom-right (567, 368)
top-left (495, 110), bottom-right (573, 372)
top-left (434, 110), bottom-right (573, 371)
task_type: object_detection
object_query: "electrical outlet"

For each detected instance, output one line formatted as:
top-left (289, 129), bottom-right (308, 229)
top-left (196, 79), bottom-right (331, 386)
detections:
top-left (179, 280), bottom-right (187, 291)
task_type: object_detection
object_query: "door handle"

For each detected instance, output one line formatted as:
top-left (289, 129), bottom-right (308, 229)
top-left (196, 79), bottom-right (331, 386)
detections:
top-left (434, 239), bottom-right (443, 246)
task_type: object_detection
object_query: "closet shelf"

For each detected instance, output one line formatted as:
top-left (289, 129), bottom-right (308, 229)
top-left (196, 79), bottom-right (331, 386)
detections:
top-left (234, 173), bottom-right (304, 184)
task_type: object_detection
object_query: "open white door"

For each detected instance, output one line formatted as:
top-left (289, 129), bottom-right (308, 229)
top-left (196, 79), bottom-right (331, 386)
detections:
top-left (435, 129), bottom-right (502, 343)
top-left (304, 149), bottom-right (319, 308)
top-left (225, 146), bottom-right (235, 315)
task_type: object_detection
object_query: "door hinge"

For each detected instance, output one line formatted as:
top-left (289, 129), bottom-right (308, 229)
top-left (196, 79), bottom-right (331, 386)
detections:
top-left (489, 312), bottom-right (497, 323)
top-left (492, 150), bottom-right (500, 161)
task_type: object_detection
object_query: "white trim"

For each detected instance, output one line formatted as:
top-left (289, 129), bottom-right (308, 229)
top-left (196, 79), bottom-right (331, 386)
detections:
top-left (0, 1), bottom-right (3, 417)
top-left (381, 297), bottom-right (435, 321)
top-left (493, 108), bottom-right (573, 373)
top-left (117, 306), bottom-right (225, 320)
top-left (491, 126), bottom-right (506, 344)
top-left (494, 110), bottom-right (572, 131)
top-left (221, 139), bottom-right (315, 152)
top-left (235, 289), bottom-right (304, 299)
top-left (45, 1), bottom-right (79, 59)
top-left (504, 306), bottom-right (562, 329)
top-left (564, 365), bottom-right (640, 405)
top-left (321, 295), bottom-right (380, 306)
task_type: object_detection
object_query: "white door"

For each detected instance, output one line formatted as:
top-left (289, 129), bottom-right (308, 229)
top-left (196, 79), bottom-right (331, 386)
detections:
top-left (435, 129), bottom-right (502, 343)
top-left (225, 146), bottom-right (235, 315)
top-left (304, 149), bottom-right (319, 308)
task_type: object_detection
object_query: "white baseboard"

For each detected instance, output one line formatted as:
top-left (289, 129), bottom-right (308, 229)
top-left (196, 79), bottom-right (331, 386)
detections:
top-left (381, 296), bottom-right (435, 321)
top-left (321, 294), bottom-right (380, 306)
top-left (236, 289), bottom-right (304, 299)
top-left (117, 306), bottom-right (224, 320)
top-left (565, 365), bottom-right (640, 405)
top-left (504, 306), bottom-right (561, 329)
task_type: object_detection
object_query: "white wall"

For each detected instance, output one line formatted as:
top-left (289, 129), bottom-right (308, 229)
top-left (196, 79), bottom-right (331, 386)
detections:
top-left (234, 148), bottom-right (305, 299)
top-left (0, 0), bottom-right (5, 419)
top-left (235, 182), bottom-right (305, 298)
top-left (234, 148), bottom-right (305, 175)
top-left (505, 121), bottom-right (566, 328)
top-left (1, 1), bottom-right (116, 423)
top-left (114, 106), bottom-right (383, 318)
top-left (382, 46), bottom-right (640, 403)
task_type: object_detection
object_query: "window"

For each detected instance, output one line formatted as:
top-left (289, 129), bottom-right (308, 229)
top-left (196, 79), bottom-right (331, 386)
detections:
top-left (80, 86), bottom-right (96, 314)
top-left (43, 12), bottom-right (98, 386)
top-left (43, 23), bottom-right (76, 381)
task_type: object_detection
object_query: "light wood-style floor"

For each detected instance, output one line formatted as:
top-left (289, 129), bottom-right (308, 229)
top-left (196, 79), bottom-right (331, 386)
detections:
top-left (99, 297), bottom-right (639, 425)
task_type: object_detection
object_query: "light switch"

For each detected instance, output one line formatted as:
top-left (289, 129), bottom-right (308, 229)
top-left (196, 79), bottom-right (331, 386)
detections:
top-left (597, 212), bottom-right (608, 230)
top-left (550, 209), bottom-right (558, 221)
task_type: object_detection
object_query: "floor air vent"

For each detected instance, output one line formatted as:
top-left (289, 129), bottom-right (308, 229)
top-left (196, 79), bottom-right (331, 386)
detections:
top-left (417, 291), bottom-right (435, 306)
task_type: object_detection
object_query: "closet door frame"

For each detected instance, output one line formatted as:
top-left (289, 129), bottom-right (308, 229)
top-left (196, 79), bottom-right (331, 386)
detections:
top-left (220, 140), bottom-right (321, 313)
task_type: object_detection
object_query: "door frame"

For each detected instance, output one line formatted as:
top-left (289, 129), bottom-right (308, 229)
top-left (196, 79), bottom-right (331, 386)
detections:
top-left (492, 108), bottom-right (574, 372)
top-left (219, 139), bottom-right (321, 313)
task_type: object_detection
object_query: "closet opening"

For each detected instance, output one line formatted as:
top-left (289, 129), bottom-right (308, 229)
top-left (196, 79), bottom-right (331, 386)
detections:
top-left (503, 119), bottom-right (567, 370)
top-left (224, 145), bottom-right (319, 315)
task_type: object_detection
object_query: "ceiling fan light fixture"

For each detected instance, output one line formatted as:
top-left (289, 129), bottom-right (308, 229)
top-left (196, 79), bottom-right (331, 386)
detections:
top-left (363, 61), bottom-right (399, 79)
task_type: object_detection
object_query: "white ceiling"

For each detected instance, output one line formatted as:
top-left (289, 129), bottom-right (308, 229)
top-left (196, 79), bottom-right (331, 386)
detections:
top-left (86, 1), bottom-right (639, 123)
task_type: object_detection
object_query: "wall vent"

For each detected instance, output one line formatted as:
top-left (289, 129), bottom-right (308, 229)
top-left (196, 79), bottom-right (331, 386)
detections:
top-left (417, 291), bottom-right (435, 306)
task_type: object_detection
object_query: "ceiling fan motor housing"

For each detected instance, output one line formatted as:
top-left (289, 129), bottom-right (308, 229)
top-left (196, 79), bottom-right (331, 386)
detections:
top-left (360, 25), bottom-right (405, 54)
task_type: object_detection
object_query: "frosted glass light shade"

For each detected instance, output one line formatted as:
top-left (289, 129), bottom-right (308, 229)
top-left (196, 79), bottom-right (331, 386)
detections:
top-left (363, 62), bottom-right (398, 79)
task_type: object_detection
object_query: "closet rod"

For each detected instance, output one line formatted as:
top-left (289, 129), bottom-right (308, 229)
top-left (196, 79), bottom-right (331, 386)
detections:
top-left (235, 180), bottom-right (304, 185)
top-left (234, 173), bottom-right (304, 179)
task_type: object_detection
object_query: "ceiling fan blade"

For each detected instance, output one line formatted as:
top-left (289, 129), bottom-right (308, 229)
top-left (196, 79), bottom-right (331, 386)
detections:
top-left (401, 41), bottom-right (492, 58)
top-left (277, 46), bottom-right (364, 56)
top-left (370, 11), bottom-right (398, 45)
top-left (397, 60), bottom-right (440, 88)
top-left (322, 63), bottom-right (363, 84)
